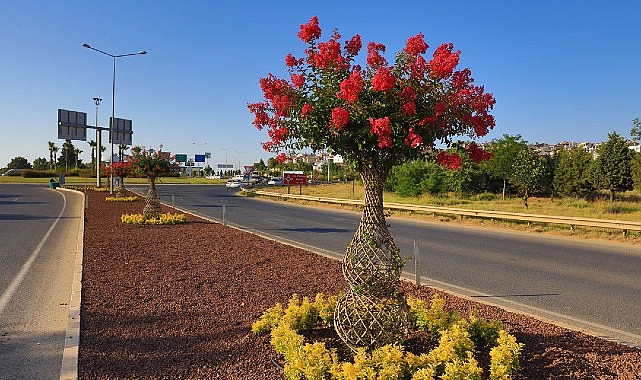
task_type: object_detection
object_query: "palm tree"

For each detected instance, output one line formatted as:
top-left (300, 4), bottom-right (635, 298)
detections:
top-left (88, 140), bottom-right (97, 171)
top-left (74, 148), bottom-right (82, 169)
top-left (62, 140), bottom-right (74, 173)
top-left (118, 144), bottom-right (129, 161)
top-left (48, 141), bottom-right (56, 170)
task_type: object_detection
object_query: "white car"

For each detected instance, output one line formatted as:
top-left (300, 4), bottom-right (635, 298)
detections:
top-left (267, 177), bottom-right (284, 186)
top-left (225, 180), bottom-right (244, 189)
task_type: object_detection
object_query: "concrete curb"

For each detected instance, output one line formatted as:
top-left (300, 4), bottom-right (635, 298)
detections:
top-left (59, 188), bottom-right (85, 380)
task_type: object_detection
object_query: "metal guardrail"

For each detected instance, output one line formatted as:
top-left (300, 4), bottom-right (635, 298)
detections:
top-left (253, 190), bottom-right (641, 233)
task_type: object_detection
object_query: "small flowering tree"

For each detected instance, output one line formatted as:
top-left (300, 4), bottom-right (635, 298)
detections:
top-left (130, 146), bottom-right (177, 218)
top-left (105, 161), bottom-right (133, 197)
top-left (249, 16), bottom-right (495, 351)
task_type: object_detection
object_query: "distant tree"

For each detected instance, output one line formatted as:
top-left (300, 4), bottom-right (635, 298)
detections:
top-left (631, 152), bottom-right (641, 192)
top-left (267, 157), bottom-right (279, 169)
top-left (58, 140), bottom-right (78, 172)
top-left (386, 160), bottom-right (443, 197)
top-left (7, 156), bottom-right (32, 170)
top-left (118, 144), bottom-right (129, 161)
top-left (52, 145), bottom-right (59, 170)
top-left (553, 148), bottom-right (594, 198)
top-left (88, 140), bottom-right (97, 170)
top-left (537, 154), bottom-right (557, 198)
top-left (592, 132), bottom-right (633, 201)
top-left (253, 158), bottom-right (267, 174)
top-left (48, 141), bottom-right (56, 170)
top-left (484, 134), bottom-right (529, 199)
top-left (33, 157), bottom-right (48, 171)
top-left (510, 147), bottom-right (543, 207)
top-left (630, 118), bottom-right (641, 143)
top-left (74, 148), bottom-right (82, 169)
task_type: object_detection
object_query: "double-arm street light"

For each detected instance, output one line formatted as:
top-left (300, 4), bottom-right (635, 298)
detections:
top-left (82, 43), bottom-right (147, 194)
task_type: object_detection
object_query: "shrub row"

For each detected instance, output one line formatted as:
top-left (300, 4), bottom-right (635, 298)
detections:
top-left (253, 293), bottom-right (523, 380)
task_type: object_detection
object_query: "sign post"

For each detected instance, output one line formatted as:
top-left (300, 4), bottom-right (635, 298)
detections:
top-left (283, 171), bottom-right (307, 195)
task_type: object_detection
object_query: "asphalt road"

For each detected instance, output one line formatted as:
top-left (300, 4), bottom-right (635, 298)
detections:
top-left (133, 183), bottom-right (641, 348)
top-left (0, 184), bottom-right (83, 380)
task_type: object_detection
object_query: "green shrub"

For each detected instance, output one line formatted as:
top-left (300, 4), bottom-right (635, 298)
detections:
top-left (21, 169), bottom-right (57, 178)
top-left (604, 203), bottom-right (639, 214)
top-left (474, 192), bottom-right (498, 202)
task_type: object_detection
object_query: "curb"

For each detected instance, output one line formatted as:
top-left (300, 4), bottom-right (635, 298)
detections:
top-left (59, 188), bottom-right (85, 380)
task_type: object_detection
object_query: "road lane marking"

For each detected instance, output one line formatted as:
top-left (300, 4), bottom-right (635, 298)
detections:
top-left (0, 191), bottom-right (66, 315)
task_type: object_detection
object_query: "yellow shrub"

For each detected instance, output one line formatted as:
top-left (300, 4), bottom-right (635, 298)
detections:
top-left (121, 213), bottom-right (187, 225)
top-left (105, 196), bottom-right (138, 202)
top-left (489, 330), bottom-right (523, 380)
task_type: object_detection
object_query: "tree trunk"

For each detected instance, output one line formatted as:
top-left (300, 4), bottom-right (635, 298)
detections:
top-left (143, 177), bottom-right (162, 218)
top-left (334, 164), bottom-right (409, 351)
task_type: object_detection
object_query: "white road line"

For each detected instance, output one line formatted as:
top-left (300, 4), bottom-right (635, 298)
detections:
top-left (0, 191), bottom-right (66, 315)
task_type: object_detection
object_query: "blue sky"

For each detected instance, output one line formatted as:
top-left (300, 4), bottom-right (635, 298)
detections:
top-left (1, 1), bottom-right (640, 169)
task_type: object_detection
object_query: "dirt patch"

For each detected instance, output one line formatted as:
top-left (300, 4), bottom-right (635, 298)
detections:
top-left (78, 189), bottom-right (641, 379)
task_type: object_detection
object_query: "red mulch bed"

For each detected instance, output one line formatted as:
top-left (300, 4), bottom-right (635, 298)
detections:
top-left (78, 189), bottom-right (641, 379)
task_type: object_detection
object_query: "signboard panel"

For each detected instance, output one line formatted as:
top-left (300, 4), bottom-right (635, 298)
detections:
top-left (58, 125), bottom-right (87, 141)
top-left (109, 117), bottom-right (133, 145)
top-left (194, 154), bottom-right (206, 163)
top-left (283, 172), bottom-right (307, 185)
top-left (217, 163), bottom-right (234, 169)
top-left (175, 154), bottom-right (188, 162)
top-left (57, 109), bottom-right (87, 141)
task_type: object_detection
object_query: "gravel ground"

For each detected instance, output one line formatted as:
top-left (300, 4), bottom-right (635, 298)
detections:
top-left (78, 189), bottom-right (641, 379)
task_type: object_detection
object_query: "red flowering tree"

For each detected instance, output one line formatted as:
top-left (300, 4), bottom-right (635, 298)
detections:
top-left (130, 146), bottom-right (177, 218)
top-left (105, 161), bottom-right (133, 197)
top-left (249, 16), bottom-right (495, 351)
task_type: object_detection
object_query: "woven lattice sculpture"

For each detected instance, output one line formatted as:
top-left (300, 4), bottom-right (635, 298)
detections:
top-left (334, 170), bottom-right (410, 351)
top-left (143, 178), bottom-right (162, 218)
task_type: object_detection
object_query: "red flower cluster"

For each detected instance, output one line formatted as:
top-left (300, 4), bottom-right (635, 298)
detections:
top-left (372, 67), bottom-right (396, 92)
top-left (297, 16), bottom-right (321, 43)
top-left (466, 142), bottom-right (494, 163)
top-left (429, 43), bottom-right (460, 79)
top-left (437, 151), bottom-right (462, 170)
top-left (249, 16), bottom-right (496, 158)
top-left (259, 74), bottom-right (294, 117)
top-left (301, 103), bottom-right (313, 117)
top-left (313, 38), bottom-right (347, 69)
top-left (331, 107), bottom-right (349, 129)
top-left (404, 33), bottom-right (428, 56)
top-left (105, 161), bottom-right (133, 178)
top-left (285, 53), bottom-right (303, 67)
top-left (337, 70), bottom-right (364, 103)
top-left (403, 101), bottom-right (417, 116)
top-left (366, 42), bottom-right (387, 68)
top-left (404, 127), bottom-right (423, 148)
top-left (275, 152), bottom-right (287, 163)
top-left (369, 117), bottom-right (392, 148)
top-left (345, 34), bottom-right (362, 56)
top-left (291, 73), bottom-right (305, 89)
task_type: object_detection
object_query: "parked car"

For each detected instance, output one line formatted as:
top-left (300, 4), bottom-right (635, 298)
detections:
top-left (225, 179), bottom-right (244, 189)
top-left (267, 177), bottom-right (284, 186)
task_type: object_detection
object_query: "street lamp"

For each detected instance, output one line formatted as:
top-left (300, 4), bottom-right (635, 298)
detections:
top-left (82, 43), bottom-right (147, 194)
top-left (93, 97), bottom-right (102, 188)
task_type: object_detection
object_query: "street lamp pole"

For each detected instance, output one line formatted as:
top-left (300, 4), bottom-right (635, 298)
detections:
top-left (82, 43), bottom-right (146, 194)
top-left (93, 97), bottom-right (102, 188)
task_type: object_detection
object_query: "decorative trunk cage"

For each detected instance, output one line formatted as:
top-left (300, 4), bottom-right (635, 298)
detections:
top-left (143, 178), bottom-right (162, 218)
top-left (334, 166), bottom-right (410, 351)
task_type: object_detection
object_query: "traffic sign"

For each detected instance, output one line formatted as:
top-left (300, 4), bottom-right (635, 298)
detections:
top-left (283, 172), bottom-right (307, 185)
